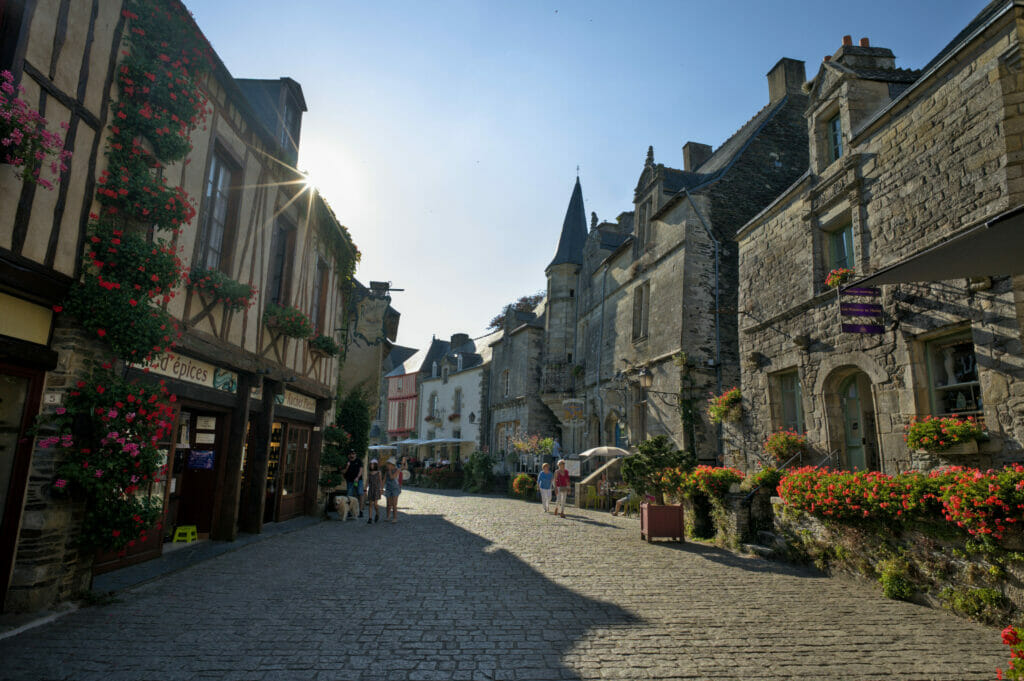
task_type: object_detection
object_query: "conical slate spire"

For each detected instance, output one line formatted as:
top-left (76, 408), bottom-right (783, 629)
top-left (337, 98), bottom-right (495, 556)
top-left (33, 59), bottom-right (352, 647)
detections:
top-left (547, 176), bottom-right (588, 270)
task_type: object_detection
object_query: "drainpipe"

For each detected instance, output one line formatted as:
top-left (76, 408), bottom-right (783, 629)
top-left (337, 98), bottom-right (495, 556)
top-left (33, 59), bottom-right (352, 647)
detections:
top-left (681, 189), bottom-right (723, 462)
top-left (596, 260), bottom-right (610, 446)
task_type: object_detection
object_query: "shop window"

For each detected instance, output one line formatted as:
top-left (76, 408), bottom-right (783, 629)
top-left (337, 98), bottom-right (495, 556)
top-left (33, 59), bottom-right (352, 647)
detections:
top-left (632, 281), bottom-right (650, 341)
top-left (926, 333), bottom-right (982, 416)
top-left (310, 257), bottom-right (328, 334)
top-left (267, 218), bottom-right (294, 305)
top-left (197, 148), bottom-right (239, 272)
top-left (825, 222), bottom-right (854, 271)
top-left (770, 369), bottom-right (805, 432)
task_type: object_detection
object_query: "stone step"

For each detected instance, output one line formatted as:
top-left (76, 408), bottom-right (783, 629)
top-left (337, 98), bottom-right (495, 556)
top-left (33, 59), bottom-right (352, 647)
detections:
top-left (742, 543), bottom-right (775, 558)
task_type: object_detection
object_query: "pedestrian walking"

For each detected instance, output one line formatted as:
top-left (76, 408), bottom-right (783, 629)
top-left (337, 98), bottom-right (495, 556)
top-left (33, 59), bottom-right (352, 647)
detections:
top-left (537, 462), bottom-right (554, 513)
top-left (366, 459), bottom-right (382, 523)
top-left (554, 459), bottom-right (571, 518)
top-left (384, 461), bottom-right (401, 523)
top-left (343, 451), bottom-right (364, 518)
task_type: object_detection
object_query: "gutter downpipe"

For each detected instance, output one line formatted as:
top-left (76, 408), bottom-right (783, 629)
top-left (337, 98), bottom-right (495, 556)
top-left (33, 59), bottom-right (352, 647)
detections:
top-left (596, 259), bottom-right (610, 446)
top-left (682, 189), bottom-right (723, 462)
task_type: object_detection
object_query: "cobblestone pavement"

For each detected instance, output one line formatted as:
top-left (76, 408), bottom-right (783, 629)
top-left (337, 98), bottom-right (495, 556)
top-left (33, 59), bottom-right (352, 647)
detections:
top-left (0, 490), bottom-right (1009, 680)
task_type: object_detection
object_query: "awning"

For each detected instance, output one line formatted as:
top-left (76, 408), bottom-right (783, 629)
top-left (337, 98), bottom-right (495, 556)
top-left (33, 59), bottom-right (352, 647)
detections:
top-left (850, 205), bottom-right (1024, 288)
top-left (392, 439), bottom-right (423, 446)
top-left (578, 446), bottom-right (630, 459)
top-left (367, 445), bottom-right (398, 450)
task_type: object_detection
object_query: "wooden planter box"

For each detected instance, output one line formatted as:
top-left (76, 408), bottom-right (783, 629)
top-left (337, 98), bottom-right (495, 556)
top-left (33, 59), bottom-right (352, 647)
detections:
top-left (640, 503), bottom-right (684, 543)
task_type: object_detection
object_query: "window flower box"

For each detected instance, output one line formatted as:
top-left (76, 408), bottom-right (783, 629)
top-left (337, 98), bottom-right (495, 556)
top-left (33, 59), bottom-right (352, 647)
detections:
top-left (309, 334), bottom-right (340, 357)
top-left (905, 415), bottom-right (984, 453)
top-left (448, 412), bottom-right (460, 421)
top-left (825, 267), bottom-right (855, 289)
top-left (264, 303), bottom-right (314, 339)
top-left (640, 503), bottom-right (684, 543)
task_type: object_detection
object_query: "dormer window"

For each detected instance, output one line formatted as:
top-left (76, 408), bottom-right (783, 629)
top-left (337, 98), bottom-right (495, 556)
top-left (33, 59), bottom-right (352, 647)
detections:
top-left (280, 102), bottom-right (298, 151)
top-left (456, 355), bottom-right (463, 371)
top-left (442, 366), bottom-right (449, 384)
top-left (825, 113), bottom-right (843, 164)
top-left (432, 361), bottom-right (438, 378)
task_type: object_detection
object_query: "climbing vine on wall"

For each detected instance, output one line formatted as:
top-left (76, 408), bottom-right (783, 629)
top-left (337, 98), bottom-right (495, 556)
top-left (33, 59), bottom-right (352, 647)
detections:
top-left (45, 0), bottom-right (214, 552)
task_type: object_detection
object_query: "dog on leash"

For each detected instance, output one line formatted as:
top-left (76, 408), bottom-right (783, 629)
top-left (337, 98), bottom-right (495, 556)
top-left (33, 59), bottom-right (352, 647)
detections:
top-left (334, 495), bottom-right (361, 522)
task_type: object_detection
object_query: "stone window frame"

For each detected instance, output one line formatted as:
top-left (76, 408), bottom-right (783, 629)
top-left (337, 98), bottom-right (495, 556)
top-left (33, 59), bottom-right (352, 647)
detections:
top-left (825, 113), bottom-right (843, 164)
top-left (631, 281), bottom-right (651, 342)
top-left (921, 329), bottom-right (983, 418)
top-left (825, 221), bottom-right (855, 272)
top-left (768, 368), bottom-right (805, 433)
top-left (812, 204), bottom-right (865, 295)
top-left (812, 101), bottom-right (845, 175)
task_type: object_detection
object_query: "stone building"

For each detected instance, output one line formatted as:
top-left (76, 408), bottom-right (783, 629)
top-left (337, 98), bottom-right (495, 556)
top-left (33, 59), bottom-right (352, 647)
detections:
top-left (567, 58), bottom-right (810, 462)
top-left (0, 1), bottom-right (358, 611)
top-left (487, 301), bottom-right (561, 459)
top-left (737, 5), bottom-right (1024, 474)
top-left (417, 331), bottom-right (500, 462)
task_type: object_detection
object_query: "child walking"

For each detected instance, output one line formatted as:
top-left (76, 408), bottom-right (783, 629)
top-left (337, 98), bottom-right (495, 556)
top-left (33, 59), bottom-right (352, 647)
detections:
top-left (554, 459), bottom-right (571, 518)
top-left (365, 459), bottom-right (382, 524)
top-left (383, 461), bottom-right (401, 523)
top-left (537, 462), bottom-right (553, 513)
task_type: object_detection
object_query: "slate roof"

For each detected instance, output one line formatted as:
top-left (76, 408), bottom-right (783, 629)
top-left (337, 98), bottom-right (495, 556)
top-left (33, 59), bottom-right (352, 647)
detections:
top-left (236, 78), bottom-right (307, 143)
top-left (383, 337), bottom-right (450, 378)
top-left (547, 177), bottom-right (589, 269)
top-left (383, 345), bottom-right (417, 373)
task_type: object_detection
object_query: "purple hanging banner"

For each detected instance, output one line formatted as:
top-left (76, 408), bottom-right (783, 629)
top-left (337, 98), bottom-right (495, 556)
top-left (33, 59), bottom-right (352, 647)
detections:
top-left (841, 287), bottom-right (881, 297)
top-left (840, 302), bottom-right (883, 316)
top-left (842, 323), bottom-right (884, 334)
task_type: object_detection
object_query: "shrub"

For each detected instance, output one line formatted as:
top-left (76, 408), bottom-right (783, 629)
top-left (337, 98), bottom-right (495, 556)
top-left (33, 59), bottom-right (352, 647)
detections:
top-left (707, 387), bottom-right (741, 424)
top-left (462, 450), bottom-right (495, 493)
top-left (998, 626), bottom-right (1024, 680)
top-left (677, 465), bottom-right (745, 501)
top-left (512, 473), bottom-right (536, 500)
top-left (621, 435), bottom-right (695, 503)
top-left (747, 467), bottom-right (782, 494)
top-left (905, 415), bottom-right (984, 452)
top-left (877, 556), bottom-right (915, 601)
top-left (939, 586), bottom-right (1011, 625)
top-left (764, 428), bottom-right (806, 463)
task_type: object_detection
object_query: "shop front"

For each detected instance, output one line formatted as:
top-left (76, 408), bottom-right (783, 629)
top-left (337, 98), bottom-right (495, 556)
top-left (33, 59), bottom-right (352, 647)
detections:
top-left (263, 390), bottom-right (318, 523)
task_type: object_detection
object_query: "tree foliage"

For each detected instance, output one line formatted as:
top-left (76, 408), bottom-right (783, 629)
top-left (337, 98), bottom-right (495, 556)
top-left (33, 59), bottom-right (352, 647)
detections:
top-left (621, 435), bottom-right (695, 504)
top-left (487, 291), bottom-right (544, 330)
top-left (336, 388), bottom-right (372, 456)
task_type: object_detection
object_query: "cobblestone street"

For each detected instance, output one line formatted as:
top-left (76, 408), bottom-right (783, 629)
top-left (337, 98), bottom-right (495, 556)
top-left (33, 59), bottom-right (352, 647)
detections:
top-left (0, 490), bottom-right (1008, 680)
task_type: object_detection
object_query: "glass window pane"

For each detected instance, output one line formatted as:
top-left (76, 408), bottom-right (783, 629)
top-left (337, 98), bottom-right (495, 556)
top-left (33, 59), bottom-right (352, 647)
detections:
top-left (928, 336), bottom-right (981, 415)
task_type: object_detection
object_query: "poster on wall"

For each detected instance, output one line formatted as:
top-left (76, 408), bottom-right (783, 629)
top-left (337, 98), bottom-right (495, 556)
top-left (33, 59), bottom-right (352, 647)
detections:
top-left (566, 459), bottom-right (581, 477)
top-left (188, 450), bottom-right (215, 470)
top-left (195, 432), bottom-right (216, 444)
top-left (196, 416), bottom-right (217, 431)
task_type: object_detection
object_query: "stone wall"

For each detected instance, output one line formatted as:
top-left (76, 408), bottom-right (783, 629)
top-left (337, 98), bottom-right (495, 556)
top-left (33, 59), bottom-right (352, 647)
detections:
top-left (738, 15), bottom-right (1024, 473)
top-left (6, 326), bottom-right (107, 612)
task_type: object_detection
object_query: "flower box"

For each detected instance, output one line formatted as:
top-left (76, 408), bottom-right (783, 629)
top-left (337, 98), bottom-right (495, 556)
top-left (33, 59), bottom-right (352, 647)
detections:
top-left (640, 502), bottom-right (685, 543)
top-left (916, 439), bottom-right (978, 456)
top-left (448, 413), bottom-right (460, 421)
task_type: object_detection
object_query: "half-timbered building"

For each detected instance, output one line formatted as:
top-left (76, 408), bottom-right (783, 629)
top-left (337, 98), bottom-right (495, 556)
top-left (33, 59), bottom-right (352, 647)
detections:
top-left (0, 0), bottom-right (358, 612)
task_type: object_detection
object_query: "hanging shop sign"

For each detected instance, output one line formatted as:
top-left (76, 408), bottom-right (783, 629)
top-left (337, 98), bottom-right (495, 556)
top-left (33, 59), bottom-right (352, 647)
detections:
top-left (839, 287), bottom-right (884, 334)
top-left (561, 398), bottom-right (585, 425)
top-left (131, 353), bottom-right (238, 393)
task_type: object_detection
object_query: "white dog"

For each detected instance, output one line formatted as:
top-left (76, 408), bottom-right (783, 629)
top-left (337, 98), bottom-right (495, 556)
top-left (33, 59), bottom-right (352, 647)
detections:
top-left (334, 495), bottom-right (361, 522)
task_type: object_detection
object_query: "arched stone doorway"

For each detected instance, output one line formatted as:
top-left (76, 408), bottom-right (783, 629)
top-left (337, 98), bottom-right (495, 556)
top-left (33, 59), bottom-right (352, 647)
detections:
top-left (822, 368), bottom-right (880, 471)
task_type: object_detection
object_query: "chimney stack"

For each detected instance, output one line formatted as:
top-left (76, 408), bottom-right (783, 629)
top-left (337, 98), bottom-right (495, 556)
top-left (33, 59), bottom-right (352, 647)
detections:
top-left (766, 57), bottom-right (807, 102)
top-left (449, 333), bottom-right (470, 349)
top-left (842, 35), bottom-right (853, 46)
top-left (860, 37), bottom-right (870, 47)
top-left (682, 142), bottom-right (713, 172)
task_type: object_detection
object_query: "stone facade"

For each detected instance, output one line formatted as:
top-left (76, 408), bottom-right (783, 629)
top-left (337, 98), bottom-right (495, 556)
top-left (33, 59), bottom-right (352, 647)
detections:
top-left (487, 309), bottom-right (560, 461)
top-left (737, 17), bottom-right (1024, 473)
top-left (569, 58), bottom-right (810, 462)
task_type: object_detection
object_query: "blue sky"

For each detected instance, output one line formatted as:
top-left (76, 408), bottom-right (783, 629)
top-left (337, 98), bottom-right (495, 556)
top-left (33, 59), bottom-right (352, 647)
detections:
top-left (186, 0), bottom-right (984, 351)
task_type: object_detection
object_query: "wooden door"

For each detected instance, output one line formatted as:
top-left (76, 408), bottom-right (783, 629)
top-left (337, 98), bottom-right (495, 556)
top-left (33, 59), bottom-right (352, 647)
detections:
top-left (841, 376), bottom-right (866, 471)
top-left (0, 365), bottom-right (43, 606)
top-left (278, 425), bottom-right (310, 521)
top-left (264, 422), bottom-right (283, 523)
top-left (176, 411), bottom-right (224, 534)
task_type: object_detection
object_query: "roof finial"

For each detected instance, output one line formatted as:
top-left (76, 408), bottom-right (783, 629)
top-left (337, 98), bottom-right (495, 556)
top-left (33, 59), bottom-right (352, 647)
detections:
top-left (576, 164), bottom-right (580, 178)
top-left (646, 145), bottom-right (654, 166)
top-left (591, 211), bottom-right (598, 231)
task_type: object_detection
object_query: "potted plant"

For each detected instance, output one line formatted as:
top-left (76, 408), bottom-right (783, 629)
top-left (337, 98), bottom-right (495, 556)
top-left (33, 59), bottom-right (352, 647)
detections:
top-left (263, 302), bottom-right (314, 339)
top-left (707, 386), bottom-right (742, 424)
top-left (186, 267), bottom-right (257, 312)
top-left (512, 473), bottom-right (537, 501)
top-left (905, 415), bottom-right (985, 455)
top-left (309, 334), bottom-right (340, 357)
top-left (764, 428), bottom-right (807, 464)
top-left (621, 435), bottom-right (695, 542)
top-left (825, 267), bottom-right (855, 289)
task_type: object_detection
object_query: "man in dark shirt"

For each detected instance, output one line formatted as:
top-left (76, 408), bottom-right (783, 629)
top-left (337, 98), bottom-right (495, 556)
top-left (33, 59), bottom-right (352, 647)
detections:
top-left (344, 451), bottom-right (363, 517)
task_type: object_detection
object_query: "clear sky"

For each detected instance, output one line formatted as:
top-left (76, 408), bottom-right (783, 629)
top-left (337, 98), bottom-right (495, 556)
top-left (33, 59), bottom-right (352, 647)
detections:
top-left (186, 0), bottom-right (985, 351)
